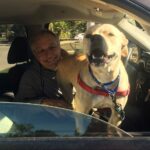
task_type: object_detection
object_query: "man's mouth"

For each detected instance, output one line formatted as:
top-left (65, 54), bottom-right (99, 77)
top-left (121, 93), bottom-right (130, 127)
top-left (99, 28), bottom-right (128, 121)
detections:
top-left (46, 56), bottom-right (60, 66)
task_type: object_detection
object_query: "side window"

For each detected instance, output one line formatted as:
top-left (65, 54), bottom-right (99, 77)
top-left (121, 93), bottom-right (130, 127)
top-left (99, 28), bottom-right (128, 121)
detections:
top-left (0, 24), bottom-right (26, 71)
top-left (0, 103), bottom-right (131, 137)
top-left (47, 20), bottom-right (87, 54)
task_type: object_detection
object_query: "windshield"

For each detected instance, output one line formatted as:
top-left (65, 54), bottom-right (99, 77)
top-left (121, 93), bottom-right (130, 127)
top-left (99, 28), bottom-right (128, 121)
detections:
top-left (0, 102), bottom-right (132, 137)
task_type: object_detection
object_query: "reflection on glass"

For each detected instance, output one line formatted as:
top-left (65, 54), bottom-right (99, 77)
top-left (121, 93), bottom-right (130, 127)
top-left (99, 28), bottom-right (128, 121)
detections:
top-left (0, 102), bottom-right (132, 137)
top-left (0, 112), bottom-right (13, 133)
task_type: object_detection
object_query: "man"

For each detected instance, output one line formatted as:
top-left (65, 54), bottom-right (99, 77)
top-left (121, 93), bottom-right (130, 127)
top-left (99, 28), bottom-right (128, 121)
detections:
top-left (16, 30), bottom-right (71, 108)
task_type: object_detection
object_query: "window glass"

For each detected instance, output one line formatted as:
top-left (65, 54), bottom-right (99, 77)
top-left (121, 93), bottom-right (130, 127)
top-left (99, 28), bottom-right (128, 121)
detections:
top-left (0, 24), bottom-right (26, 71)
top-left (48, 20), bottom-right (87, 54)
top-left (0, 102), bottom-right (131, 137)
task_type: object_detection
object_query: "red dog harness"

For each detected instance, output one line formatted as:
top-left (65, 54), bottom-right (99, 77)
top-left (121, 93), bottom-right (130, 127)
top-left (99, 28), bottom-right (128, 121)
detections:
top-left (77, 74), bottom-right (130, 97)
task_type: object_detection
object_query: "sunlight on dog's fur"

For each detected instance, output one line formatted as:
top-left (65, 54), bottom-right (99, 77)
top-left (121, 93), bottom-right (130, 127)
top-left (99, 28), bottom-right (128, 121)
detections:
top-left (57, 24), bottom-right (129, 136)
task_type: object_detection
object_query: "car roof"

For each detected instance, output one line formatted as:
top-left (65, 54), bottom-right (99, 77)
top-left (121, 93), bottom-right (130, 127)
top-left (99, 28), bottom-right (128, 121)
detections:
top-left (0, 0), bottom-right (149, 26)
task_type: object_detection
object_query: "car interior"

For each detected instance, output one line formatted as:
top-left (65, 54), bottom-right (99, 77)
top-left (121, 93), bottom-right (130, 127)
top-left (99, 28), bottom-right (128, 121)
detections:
top-left (0, 0), bottom-right (150, 135)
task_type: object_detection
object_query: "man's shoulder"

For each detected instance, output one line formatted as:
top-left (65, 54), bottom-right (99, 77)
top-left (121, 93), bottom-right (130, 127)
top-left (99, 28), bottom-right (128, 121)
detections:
top-left (22, 62), bottom-right (40, 78)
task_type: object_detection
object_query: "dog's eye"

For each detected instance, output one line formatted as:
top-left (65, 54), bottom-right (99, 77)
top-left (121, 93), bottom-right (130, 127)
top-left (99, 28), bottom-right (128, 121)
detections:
top-left (108, 33), bottom-right (114, 36)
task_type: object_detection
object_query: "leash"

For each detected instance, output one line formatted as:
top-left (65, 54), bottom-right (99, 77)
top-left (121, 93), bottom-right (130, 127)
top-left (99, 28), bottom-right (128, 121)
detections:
top-left (89, 65), bottom-right (126, 120)
top-left (77, 66), bottom-right (129, 120)
top-left (110, 94), bottom-right (125, 121)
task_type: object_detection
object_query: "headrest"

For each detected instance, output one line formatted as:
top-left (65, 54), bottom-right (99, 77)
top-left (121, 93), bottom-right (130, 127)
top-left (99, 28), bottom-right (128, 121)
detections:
top-left (7, 37), bottom-right (32, 64)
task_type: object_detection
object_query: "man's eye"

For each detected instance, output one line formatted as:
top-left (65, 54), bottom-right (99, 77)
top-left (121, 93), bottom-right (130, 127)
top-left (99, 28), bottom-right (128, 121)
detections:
top-left (48, 45), bottom-right (58, 50)
top-left (38, 49), bottom-right (45, 54)
top-left (49, 46), bottom-right (56, 49)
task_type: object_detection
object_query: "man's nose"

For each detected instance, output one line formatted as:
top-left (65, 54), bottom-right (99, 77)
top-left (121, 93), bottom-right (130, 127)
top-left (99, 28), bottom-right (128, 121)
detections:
top-left (47, 49), bottom-right (58, 59)
top-left (47, 50), bottom-right (53, 57)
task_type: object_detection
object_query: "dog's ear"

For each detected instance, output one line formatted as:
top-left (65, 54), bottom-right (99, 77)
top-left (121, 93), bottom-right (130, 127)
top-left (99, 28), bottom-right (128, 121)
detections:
top-left (121, 33), bottom-right (128, 57)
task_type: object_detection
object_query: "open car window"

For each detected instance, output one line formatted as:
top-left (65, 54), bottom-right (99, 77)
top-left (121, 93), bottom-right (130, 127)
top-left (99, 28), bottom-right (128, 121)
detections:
top-left (0, 102), bottom-right (132, 137)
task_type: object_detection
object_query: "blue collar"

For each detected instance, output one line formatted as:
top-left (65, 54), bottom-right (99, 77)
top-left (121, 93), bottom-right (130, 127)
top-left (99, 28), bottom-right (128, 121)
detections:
top-left (88, 65), bottom-right (120, 96)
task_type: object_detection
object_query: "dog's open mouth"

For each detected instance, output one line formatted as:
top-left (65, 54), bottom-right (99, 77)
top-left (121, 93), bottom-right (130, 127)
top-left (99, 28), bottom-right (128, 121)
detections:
top-left (88, 53), bottom-right (116, 66)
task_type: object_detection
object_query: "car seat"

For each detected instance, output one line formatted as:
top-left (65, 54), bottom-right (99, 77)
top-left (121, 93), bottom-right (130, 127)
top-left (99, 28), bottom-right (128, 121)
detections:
top-left (7, 37), bottom-right (33, 95)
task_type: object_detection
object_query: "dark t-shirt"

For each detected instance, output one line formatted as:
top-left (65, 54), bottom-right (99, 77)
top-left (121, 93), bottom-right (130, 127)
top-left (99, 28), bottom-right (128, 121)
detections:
top-left (15, 60), bottom-right (63, 101)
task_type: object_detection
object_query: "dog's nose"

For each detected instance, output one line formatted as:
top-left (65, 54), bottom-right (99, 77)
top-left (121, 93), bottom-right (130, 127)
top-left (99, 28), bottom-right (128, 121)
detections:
top-left (86, 34), bottom-right (108, 66)
top-left (86, 34), bottom-right (107, 57)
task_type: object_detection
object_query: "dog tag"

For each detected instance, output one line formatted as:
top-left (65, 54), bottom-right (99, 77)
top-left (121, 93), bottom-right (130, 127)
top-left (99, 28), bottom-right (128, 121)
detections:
top-left (144, 89), bottom-right (150, 102)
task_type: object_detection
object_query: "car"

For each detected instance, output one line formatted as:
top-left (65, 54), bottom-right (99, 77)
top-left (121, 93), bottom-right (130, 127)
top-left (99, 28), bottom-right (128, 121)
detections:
top-left (74, 33), bottom-right (84, 41)
top-left (0, 0), bottom-right (150, 149)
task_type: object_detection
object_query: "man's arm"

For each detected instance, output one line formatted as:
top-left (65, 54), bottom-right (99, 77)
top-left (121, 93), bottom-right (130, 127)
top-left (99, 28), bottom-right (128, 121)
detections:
top-left (15, 71), bottom-right (72, 109)
top-left (15, 70), bottom-right (39, 101)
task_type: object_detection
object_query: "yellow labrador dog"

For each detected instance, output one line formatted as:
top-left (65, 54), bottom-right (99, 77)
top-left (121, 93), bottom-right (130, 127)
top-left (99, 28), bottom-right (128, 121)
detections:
top-left (57, 24), bottom-right (130, 135)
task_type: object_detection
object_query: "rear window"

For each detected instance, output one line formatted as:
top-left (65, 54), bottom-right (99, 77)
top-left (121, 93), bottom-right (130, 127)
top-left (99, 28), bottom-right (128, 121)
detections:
top-left (0, 24), bottom-right (26, 71)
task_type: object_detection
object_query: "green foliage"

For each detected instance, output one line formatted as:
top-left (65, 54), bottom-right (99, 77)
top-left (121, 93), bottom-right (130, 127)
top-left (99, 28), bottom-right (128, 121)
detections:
top-left (49, 20), bottom-right (86, 39)
top-left (0, 25), bottom-right (13, 40)
top-left (0, 21), bottom-right (86, 40)
top-left (0, 24), bottom-right (26, 41)
top-left (0, 25), bottom-right (7, 32)
top-left (11, 24), bottom-right (26, 37)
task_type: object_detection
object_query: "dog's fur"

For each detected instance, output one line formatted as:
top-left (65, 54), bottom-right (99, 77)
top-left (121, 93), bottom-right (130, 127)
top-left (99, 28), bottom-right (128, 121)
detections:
top-left (57, 24), bottom-right (129, 134)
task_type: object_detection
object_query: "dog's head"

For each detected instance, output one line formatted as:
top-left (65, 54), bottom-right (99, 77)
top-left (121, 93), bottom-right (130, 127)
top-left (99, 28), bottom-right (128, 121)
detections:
top-left (83, 24), bottom-right (128, 67)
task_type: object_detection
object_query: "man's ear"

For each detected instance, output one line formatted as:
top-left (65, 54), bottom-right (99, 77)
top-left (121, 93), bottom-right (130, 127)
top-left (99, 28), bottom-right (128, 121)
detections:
top-left (121, 33), bottom-right (128, 57)
top-left (61, 48), bottom-right (69, 58)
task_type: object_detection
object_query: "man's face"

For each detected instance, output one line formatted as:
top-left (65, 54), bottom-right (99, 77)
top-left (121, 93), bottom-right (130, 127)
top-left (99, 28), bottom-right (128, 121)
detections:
top-left (32, 34), bottom-right (61, 70)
